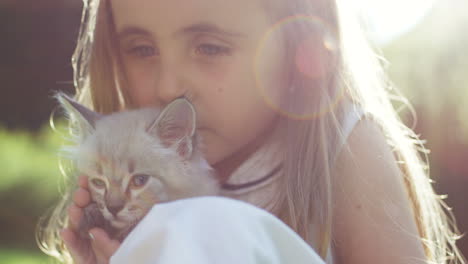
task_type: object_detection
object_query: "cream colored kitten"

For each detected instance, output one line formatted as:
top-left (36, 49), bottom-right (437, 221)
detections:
top-left (57, 93), bottom-right (219, 241)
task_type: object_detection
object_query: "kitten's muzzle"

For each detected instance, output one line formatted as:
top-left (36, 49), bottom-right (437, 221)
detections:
top-left (107, 204), bottom-right (124, 216)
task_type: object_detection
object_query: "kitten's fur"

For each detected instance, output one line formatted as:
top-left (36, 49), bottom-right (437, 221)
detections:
top-left (57, 93), bottom-right (219, 241)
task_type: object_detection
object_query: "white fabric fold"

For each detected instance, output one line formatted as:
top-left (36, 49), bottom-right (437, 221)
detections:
top-left (111, 196), bottom-right (325, 264)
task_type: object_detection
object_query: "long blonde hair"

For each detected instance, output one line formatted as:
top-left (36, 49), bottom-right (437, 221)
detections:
top-left (37, 0), bottom-right (465, 263)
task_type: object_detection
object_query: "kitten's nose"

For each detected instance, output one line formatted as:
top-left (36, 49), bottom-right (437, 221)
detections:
top-left (107, 204), bottom-right (124, 216)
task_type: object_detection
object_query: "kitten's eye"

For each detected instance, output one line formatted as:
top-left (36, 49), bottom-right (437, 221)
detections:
top-left (91, 178), bottom-right (106, 189)
top-left (131, 174), bottom-right (150, 188)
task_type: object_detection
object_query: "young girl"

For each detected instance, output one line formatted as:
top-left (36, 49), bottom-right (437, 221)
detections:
top-left (37, 0), bottom-right (466, 263)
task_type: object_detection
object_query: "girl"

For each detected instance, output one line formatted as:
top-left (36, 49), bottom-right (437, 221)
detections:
top-left (37, 0), bottom-right (466, 263)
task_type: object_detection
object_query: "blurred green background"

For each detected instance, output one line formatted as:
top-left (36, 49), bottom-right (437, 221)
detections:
top-left (0, 0), bottom-right (467, 263)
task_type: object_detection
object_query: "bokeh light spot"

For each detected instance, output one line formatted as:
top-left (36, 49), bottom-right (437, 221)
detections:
top-left (254, 14), bottom-right (343, 120)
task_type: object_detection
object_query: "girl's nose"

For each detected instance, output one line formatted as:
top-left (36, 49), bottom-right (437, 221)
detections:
top-left (154, 62), bottom-right (186, 106)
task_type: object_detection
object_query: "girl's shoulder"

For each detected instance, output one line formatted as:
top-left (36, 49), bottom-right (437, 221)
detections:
top-left (330, 113), bottom-right (427, 263)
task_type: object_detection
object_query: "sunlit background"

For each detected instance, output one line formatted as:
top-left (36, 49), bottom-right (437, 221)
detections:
top-left (0, 0), bottom-right (467, 262)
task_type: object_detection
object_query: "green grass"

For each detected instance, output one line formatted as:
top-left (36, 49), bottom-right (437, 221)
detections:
top-left (0, 121), bottom-right (70, 250)
top-left (0, 248), bottom-right (52, 264)
top-left (0, 121), bottom-right (71, 200)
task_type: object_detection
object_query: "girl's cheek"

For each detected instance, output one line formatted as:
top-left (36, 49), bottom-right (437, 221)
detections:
top-left (126, 64), bottom-right (158, 106)
top-left (198, 61), bottom-right (228, 83)
top-left (195, 59), bottom-right (237, 94)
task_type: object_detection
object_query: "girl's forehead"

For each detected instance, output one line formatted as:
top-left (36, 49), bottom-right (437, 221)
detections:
top-left (111, 0), bottom-right (272, 39)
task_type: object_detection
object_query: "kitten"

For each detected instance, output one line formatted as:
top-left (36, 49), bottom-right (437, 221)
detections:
top-left (56, 93), bottom-right (219, 241)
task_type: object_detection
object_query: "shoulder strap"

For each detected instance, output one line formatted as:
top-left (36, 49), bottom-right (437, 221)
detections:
top-left (338, 104), bottom-right (366, 153)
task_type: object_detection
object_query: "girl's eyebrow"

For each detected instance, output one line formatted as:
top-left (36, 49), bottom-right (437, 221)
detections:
top-left (117, 22), bottom-right (246, 41)
top-left (117, 26), bottom-right (152, 40)
top-left (175, 22), bottom-right (246, 38)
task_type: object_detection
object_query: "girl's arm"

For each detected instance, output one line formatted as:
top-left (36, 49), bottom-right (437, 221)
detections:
top-left (331, 118), bottom-right (427, 264)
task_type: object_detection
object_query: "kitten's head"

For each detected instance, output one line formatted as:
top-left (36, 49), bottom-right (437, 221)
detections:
top-left (57, 93), bottom-right (218, 236)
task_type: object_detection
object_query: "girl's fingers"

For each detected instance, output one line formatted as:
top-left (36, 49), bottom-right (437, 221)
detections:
top-left (68, 204), bottom-right (83, 231)
top-left (61, 228), bottom-right (77, 252)
top-left (61, 175), bottom-right (98, 264)
top-left (61, 228), bottom-right (95, 264)
top-left (73, 187), bottom-right (91, 208)
top-left (78, 175), bottom-right (89, 189)
top-left (89, 228), bottom-right (121, 263)
top-left (70, 176), bottom-right (91, 231)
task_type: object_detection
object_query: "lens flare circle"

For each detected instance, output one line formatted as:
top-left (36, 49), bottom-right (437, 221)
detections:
top-left (254, 14), bottom-right (344, 120)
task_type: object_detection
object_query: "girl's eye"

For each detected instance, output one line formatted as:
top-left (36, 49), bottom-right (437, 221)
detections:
top-left (131, 174), bottom-right (150, 188)
top-left (127, 46), bottom-right (157, 58)
top-left (195, 44), bottom-right (230, 56)
top-left (91, 179), bottom-right (106, 189)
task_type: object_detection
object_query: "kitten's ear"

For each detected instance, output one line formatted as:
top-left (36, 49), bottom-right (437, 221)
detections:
top-left (55, 92), bottom-right (102, 135)
top-left (147, 98), bottom-right (196, 159)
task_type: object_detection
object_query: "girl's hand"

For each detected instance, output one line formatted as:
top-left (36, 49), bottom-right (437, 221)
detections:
top-left (60, 175), bottom-right (121, 264)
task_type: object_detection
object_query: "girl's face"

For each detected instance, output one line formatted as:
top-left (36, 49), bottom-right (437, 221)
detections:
top-left (112, 0), bottom-right (286, 175)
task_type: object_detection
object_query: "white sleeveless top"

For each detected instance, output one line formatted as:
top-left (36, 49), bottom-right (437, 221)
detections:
top-left (219, 104), bottom-right (365, 264)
